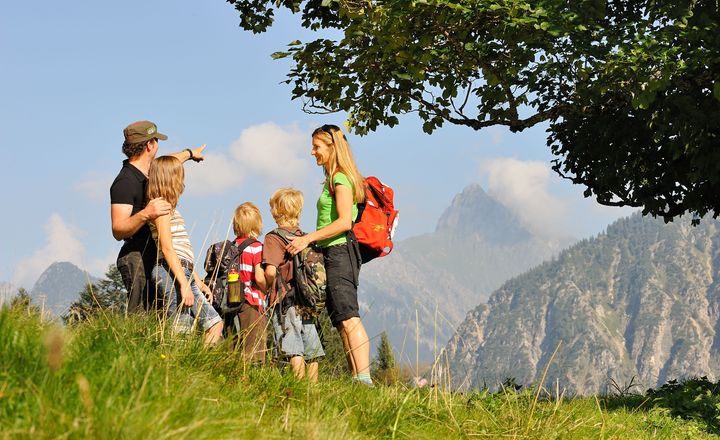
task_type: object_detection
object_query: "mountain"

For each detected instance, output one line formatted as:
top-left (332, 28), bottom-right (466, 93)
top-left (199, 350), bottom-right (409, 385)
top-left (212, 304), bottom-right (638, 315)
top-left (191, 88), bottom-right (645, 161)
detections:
top-left (31, 262), bottom-right (100, 316)
top-left (359, 184), bottom-right (574, 363)
top-left (443, 213), bottom-right (720, 395)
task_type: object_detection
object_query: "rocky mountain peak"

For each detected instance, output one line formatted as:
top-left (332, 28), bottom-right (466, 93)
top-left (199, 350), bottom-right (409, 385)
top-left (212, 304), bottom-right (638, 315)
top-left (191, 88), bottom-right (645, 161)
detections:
top-left (360, 183), bottom-right (573, 362)
top-left (443, 214), bottom-right (720, 395)
top-left (435, 184), bottom-right (532, 245)
top-left (32, 261), bottom-right (99, 315)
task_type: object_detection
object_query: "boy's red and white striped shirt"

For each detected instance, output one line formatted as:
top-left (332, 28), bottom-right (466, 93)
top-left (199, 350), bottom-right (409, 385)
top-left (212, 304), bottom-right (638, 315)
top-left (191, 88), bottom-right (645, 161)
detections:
top-left (234, 237), bottom-right (265, 311)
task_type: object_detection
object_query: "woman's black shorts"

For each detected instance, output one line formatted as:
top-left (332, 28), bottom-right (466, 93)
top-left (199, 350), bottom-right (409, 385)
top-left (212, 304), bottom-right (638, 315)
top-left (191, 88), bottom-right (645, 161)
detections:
top-left (323, 240), bottom-right (361, 326)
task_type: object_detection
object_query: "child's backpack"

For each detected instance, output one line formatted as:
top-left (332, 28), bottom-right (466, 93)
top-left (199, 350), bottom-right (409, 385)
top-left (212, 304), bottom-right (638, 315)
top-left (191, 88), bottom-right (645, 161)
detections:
top-left (203, 238), bottom-right (257, 315)
top-left (330, 175), bottom-right (399, 264)
top-left (267, 228), bottom-right (327, 318)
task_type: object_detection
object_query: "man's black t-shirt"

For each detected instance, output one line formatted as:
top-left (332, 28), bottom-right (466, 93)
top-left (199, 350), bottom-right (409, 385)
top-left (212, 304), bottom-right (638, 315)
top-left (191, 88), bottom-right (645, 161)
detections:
top-left (110, 160), bottom-right (156, 256)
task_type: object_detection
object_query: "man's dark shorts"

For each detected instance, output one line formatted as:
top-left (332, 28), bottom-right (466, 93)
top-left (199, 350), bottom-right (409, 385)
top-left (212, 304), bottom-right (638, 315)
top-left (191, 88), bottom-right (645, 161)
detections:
top-left (323, 242), bottom-right (361, 326)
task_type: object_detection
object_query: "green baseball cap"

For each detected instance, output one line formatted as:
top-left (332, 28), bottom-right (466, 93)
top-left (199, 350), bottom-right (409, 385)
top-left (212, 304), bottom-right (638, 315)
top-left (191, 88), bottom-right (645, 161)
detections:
top-left (123, 120), bottom-right (168, 143)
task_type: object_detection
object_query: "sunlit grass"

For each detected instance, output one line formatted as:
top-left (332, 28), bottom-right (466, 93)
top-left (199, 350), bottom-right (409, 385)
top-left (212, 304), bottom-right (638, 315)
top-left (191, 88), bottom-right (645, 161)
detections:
top-left (0, 306), bottom-right (715, 439)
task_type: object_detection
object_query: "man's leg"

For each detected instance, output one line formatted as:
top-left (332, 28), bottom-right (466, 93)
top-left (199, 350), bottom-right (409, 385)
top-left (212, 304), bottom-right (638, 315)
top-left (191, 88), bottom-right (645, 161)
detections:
top-left (142, 252), bottom-right (157, 311)
top-left (117, 251), bottom-right (146, 314)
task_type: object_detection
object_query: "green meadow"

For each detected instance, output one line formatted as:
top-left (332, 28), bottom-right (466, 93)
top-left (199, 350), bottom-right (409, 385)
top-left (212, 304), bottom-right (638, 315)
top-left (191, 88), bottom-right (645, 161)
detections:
top-left (1, 305), bottom-right (717, 439)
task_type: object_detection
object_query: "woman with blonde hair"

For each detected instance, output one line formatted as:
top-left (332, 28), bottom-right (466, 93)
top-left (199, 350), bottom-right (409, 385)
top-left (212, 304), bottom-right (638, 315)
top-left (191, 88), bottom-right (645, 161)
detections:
top-left (147, 155), bottom-right (223, 345)
top-left (285, 124), bottom-right (372, 386)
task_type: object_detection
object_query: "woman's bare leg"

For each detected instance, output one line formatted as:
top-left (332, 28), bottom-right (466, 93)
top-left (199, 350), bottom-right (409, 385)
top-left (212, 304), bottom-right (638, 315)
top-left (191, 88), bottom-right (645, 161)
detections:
top-left (337, 317), bottom-right (370, 375)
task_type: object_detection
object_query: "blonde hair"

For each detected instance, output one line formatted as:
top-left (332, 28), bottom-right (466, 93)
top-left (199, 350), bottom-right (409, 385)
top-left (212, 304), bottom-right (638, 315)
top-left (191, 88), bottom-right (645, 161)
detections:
top-left (233, 202), bottom-right (263, 238)
top-left (312, 125), bottom-right (366, 204)
top-left (147, 156), bottom-right (184, 208)
top-left (269, 188), bottom-right (304, 227)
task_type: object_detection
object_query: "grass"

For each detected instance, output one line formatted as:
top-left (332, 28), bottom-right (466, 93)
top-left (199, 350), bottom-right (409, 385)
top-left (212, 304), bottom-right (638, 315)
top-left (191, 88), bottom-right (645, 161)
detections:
top-left (0, 305), bottom-right (717, 439)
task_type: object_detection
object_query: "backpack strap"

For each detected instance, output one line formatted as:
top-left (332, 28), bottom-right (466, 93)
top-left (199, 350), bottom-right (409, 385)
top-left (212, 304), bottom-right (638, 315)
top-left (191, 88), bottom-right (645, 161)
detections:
top-left (267, 227), bottom-right (300, 244)
top-left (266, 227), bottom-right (300, 292)
top-left (232, 237), bottom-right (260, 283)
top-left (365, 179), bottom-right (387, 209)
top-left (266, 228), bottom-right (301, 326)
top-left (273, 268), bottom-right (292, 326)
top-left (235, 237), bottom-right (257, 254)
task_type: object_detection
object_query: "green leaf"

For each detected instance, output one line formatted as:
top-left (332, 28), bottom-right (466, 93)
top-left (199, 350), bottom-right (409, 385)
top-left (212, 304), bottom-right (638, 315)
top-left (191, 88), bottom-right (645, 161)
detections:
top-left (714, 82), bottom-right (720, 101)
top-left (422, 121), bottom-right (434, 134)
top-left (484, 71), bottom-right (500, 86)
top-left (271, 51), bottom-right (290, 59)
top-left (634, 90), bottom-right (657, 109)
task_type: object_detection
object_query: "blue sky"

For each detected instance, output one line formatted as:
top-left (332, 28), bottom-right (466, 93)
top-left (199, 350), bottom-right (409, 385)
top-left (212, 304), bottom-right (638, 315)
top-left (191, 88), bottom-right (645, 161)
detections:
top-left (0, 1), bottom-right (635, 289)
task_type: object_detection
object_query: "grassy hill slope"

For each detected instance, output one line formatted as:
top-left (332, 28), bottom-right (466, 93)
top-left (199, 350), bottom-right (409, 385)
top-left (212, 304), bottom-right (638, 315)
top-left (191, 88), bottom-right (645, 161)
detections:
top-left (0, 306), bottom-right (716, 439)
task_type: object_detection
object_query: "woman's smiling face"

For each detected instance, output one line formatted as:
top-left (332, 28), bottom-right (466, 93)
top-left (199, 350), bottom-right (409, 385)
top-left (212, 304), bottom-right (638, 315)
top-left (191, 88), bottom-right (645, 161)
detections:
top-left (311, 134), bottom-right (333, 167)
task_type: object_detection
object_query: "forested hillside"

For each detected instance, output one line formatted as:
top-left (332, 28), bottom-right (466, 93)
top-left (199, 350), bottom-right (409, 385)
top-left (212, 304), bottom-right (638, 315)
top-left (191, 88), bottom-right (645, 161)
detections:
top-left (445, 213), bottom-right (720, 395)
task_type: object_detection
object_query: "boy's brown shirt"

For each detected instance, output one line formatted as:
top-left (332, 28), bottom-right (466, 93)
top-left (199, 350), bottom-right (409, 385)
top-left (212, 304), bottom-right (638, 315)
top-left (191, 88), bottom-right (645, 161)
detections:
top-left (263, 227), bottom-right (301, 299)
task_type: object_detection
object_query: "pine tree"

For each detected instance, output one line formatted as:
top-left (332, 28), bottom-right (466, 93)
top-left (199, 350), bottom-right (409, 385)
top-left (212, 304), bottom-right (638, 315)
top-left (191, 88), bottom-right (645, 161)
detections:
top-left (10, 287), bottom-right (39, 314)
top-left (95, 265), bottom-right (127, 306)
top-left (63, 265), bottom-right (126, 324)
top-left (372, 332), bottom-right (399, 385)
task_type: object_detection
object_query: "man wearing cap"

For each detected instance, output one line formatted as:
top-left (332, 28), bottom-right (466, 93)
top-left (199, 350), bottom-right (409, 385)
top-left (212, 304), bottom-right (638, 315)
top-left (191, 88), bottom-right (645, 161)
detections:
top-left (110, 120), bottom-right (205, 313)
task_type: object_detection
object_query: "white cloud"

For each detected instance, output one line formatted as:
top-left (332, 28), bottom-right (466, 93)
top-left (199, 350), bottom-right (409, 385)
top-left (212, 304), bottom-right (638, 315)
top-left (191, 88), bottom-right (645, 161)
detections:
top-left (185, 122), bottom-right (313, 195)
top-left (74, 172), bottom-right (113, 201)
top-left (184, 151), bottom-right (244, 195)
top-left (11, 214), bottom-right (114, 288)
top-left (230, 122), bottom-right (311, 182)
top-left (481, 158), bottom-right (572, 238)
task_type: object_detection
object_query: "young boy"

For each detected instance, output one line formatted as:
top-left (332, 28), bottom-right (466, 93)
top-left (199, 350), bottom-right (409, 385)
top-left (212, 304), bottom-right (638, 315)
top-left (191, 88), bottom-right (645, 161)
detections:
top-left (264, 188), bottom-right (325, 382)
top-left (231, 202), bottom-right (267, 362)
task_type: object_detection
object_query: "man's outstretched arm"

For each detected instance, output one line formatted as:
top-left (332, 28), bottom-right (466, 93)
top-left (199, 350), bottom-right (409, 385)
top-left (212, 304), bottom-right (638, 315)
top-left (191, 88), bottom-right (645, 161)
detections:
top-left (169, 144), bottom-right (207, 163)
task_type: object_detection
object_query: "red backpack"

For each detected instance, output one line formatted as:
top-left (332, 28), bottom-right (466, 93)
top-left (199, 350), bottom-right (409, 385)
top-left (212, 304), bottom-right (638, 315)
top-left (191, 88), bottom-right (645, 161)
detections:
top-left (331, 174), bottom-right (399, 263)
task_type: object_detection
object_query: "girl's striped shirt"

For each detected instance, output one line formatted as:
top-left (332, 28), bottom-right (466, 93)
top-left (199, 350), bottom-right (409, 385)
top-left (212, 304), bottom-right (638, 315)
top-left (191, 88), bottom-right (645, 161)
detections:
top-left (149, 209), bottom-right (194, 263)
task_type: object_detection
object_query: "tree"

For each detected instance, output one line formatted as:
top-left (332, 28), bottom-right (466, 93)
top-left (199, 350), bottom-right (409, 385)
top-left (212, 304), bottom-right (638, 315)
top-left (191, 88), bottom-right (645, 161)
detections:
top-left (10, 287), bottom-right (39, 314)
top-left (63, 265), bottom-right (126, 324)
top-left (228, 0), bottom-right (720, 222)
top-left (372, 331), bottom-right (399, 384)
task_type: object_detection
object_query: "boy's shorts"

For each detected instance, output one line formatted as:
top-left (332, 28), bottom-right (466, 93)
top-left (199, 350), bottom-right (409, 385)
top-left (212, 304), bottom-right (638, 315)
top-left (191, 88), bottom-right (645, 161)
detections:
top-left (272, 306), bottom-right (325, 361)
